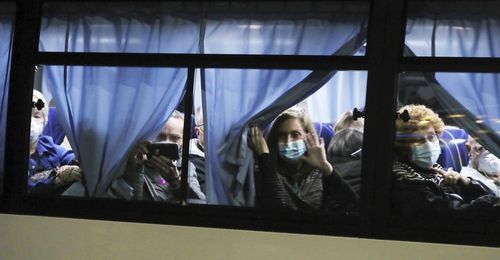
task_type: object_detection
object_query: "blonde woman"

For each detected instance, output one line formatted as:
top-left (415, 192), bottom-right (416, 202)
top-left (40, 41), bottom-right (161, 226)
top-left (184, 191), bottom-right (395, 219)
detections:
top-left (392, 104), bottom-right (498, 218)
top-left (248, 108), bottom-right (358, 212)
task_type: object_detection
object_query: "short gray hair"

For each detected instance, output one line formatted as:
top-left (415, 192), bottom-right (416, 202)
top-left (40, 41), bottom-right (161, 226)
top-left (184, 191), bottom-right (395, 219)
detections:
top-left (327, 128), bottom-right (363, 159)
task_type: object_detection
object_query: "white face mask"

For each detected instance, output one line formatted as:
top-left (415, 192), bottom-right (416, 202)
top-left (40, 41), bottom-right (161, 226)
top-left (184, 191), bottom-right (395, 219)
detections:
top-left (410, 139), bottom-right (441, 169)
top-left (478, 152), bottom-right (500, 176)
top-left (30, 117), bottom-right (44, 145)
top-left (278, 139), bottom-right (306, 164)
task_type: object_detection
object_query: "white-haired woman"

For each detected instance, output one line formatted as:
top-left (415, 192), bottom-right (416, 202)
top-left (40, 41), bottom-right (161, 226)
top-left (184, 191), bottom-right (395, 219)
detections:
top-left (29, 90), bottom-right (81, 194)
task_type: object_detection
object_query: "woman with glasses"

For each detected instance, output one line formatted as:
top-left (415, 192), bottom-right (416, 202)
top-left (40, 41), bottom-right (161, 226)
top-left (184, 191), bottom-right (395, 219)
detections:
top-left (392, 104), bottom-right (498, 218)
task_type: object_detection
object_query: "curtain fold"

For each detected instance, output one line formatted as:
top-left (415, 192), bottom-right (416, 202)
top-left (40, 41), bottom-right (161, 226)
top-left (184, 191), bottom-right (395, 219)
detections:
top-left (0, 7), bottom-right (15, 178)
top-left (45, 66), bottom-right (187, 197)
top-left (39, 2), bottom-right (200, 53)
top-left (39, 3), bottom-right (198, 197)
top-left (204, 24), bottom-right (367, 206)
top-left (305, 70), bottom-right (367, 123)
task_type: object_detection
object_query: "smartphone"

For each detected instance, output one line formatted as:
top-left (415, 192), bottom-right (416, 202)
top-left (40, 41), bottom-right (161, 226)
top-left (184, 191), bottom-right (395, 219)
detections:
top-left (146, 142), bottom-right (180, 160)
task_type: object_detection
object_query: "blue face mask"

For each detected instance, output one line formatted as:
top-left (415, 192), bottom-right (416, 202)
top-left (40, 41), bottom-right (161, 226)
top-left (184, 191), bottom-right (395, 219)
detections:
top-left (278, 140), bottom-right (306, 164)
top-left (411, 139), bottom-right (441, 169)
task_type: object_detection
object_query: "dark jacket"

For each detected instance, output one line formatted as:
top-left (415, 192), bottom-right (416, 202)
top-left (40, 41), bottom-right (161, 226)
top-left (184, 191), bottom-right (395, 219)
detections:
top-left (255, 153), bottom-right (358, 213)
top-left (392, 161), bottom-right (499, 218)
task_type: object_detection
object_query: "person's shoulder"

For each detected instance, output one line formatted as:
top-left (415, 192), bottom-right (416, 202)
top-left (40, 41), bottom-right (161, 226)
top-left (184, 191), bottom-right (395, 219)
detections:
top-left (188, 138), bottom-right (204, 157)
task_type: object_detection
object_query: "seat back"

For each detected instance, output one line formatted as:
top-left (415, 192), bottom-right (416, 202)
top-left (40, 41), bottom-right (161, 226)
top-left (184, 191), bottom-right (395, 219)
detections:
top-left (437, 126), bottom-right (469, 172)
top-left (314, 122), bottom-right (335, 149)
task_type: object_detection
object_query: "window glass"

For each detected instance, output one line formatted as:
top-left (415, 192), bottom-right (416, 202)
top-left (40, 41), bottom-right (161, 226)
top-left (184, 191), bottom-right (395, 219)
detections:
top-left (32, 65), bottom-right (368, 215)
top-left (392, 72), bottom-right (500, 221)
top-left (40, 1), bottom-right (368, 56)
top-left (405, 0), bottom-right (500, 57)
top-left (0, 3), bottom-right (15, 194)
top-left (203, 68), bottom-right (366, 214)
top-left (30, 65), bottom-right (189, 201)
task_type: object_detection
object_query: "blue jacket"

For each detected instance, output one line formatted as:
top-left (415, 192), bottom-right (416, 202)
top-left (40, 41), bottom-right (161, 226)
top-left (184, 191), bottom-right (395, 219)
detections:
top-left (28, 136), bottom-right (75, 194)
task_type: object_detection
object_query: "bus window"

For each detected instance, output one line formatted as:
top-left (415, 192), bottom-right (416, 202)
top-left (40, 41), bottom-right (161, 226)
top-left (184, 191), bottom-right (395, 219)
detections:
top-left (405, 0), bottom-right (500, 58)
top-left (392, 71), bottom-right (500, 220)
top-left (29, 65), bottom-right (188, 200)
top-left (39, 1), bottom-right (368, 56)
top-left (203, 68), bottom-right (366, 215)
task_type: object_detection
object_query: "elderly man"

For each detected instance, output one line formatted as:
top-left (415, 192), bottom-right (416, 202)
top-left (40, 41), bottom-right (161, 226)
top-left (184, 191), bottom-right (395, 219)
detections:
top-left (121, 110), bottom-right (205, 203)
top-left (28, 90), bottom-right (82, 194)
top-left (189, 107), bottom-right (206, 195)
top-left (461, 136), bottom-right (500, 196)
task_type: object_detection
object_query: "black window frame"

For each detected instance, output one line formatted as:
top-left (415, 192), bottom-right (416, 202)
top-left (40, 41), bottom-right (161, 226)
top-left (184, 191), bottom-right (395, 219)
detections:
top-left (1, 0), bottom-right (499, 248)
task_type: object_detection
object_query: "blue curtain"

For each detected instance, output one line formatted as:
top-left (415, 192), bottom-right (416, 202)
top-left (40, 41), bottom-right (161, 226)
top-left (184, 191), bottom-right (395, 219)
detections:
top-left (406, 13), bottom-right (500, 58)
top-left (0, 6), bottom-right (15, 177)
top-left (203, 14), bottom-right (367, 205)
top-left (44, 66), bottom-right (188, 197)
top-left (305, 43), bottom-right (367, 123)
top-left (39, 3), bottom-right (199, 197)
top-left (39, 2), bottom-right (200, 53)
top-left (305, 71), bottom-right (367, 123)
top-left (435, 73), bottom-right (499, 133)
top-left (204, 69), bottom-right (311, 205)
top-left (405, 7), bottom-right (500, 155)
top-left (204, 14), bottom-right (366, 55)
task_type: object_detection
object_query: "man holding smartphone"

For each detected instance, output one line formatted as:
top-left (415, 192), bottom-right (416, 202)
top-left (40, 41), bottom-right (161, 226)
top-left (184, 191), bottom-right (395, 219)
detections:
top-left (120, 110), bottom-right (205, 202)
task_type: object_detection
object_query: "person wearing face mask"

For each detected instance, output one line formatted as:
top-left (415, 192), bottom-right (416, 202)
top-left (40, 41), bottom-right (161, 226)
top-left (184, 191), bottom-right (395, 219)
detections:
top-left (29, 90), bottom-right (82, 194)
top-left (248, 108), bottom-right (358, 212)
top-left (392, 104), bottom-right (499, 218)
top-left (460, 136), bottom-right (500, 196)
